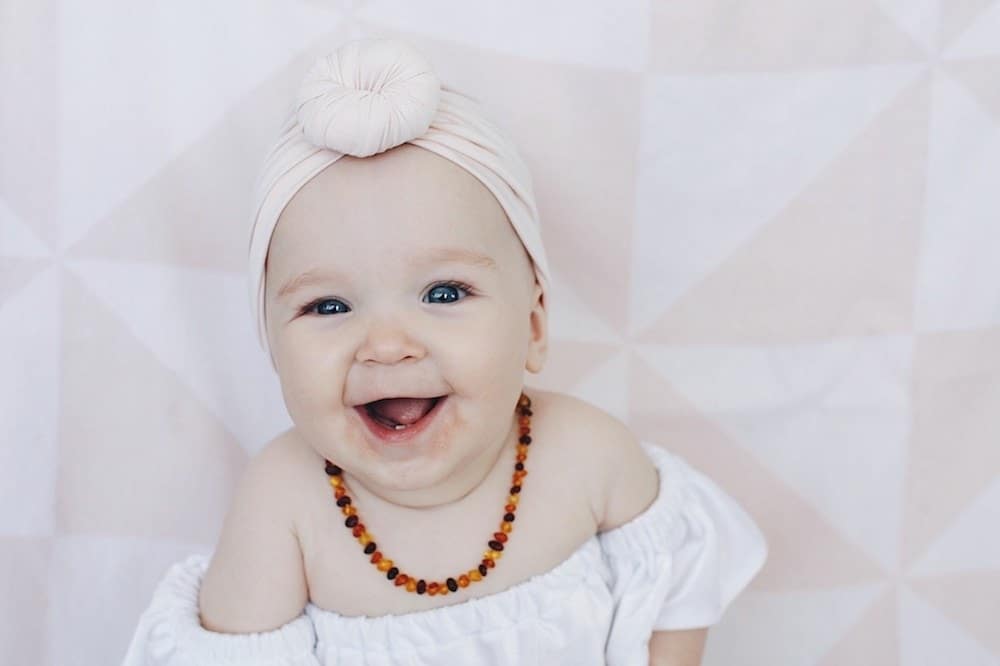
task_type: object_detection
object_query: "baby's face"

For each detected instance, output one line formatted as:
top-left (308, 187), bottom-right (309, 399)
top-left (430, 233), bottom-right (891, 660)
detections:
top-left (264, 144), bottom-right (546, 497)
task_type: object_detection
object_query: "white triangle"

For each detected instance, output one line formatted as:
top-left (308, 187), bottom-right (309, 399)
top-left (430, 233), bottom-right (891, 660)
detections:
top-left (945, 1), bottom-right (1000, 58)
top-left (0, 197), bottom-right (51, 258)
top-left (909, 477), bottom-right (1000, 575)
top-left (629, 64), bottom-right (925, 337)
top-left (356, 0), bottom-right (649, 71)
top-left (705, 584), bottom-right (885, 665)
top-left (56, 0), bottom-right (349, 250)
top-left (635, 335), bottom-right (915, 573)
top-left (876, 0), bottom-right (940, 53)
top-left (899, 585), bottom-right (1000, 665)
top-left (546, 268), bottom-right (625, 344)
top-left (915, 73), bottom-right (1000, 332)
top-left (65, 259), bottom-right (290, 451)
top-left (0, 265), bottom-right (60, 536)
top-left (568, 347), bottom-right (630, 425)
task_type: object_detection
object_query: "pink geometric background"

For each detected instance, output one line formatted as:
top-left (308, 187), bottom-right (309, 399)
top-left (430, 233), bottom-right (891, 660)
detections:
top-left (2, 1), bottom-right (999, 664)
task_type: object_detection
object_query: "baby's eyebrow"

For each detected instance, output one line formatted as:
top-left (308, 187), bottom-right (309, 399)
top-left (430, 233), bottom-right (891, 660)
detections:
top-left (276, 247), bottom-right (497, 301)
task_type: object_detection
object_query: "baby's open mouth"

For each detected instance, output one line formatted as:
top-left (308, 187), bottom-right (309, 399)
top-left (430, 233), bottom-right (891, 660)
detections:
top-left (363, 396), bottom-right (445, 431)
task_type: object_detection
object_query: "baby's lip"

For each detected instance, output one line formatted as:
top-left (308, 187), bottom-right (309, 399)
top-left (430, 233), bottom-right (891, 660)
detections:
top-left (350, 391), bottom-right (450, 407)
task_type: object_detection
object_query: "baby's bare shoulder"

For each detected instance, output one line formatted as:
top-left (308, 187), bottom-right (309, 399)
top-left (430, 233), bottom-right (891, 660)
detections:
top-left (527, 387), bottom-right (659, 532)
top-left (198, 430), bottom-right (311, 633)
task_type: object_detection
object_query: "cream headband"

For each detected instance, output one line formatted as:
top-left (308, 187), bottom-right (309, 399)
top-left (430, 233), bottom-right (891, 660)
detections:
top-left (247, 37), bottom-right (552, 365)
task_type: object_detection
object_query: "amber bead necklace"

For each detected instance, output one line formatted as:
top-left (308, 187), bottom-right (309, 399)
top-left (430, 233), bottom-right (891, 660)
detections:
top-left (323, 391), bottom-right (532, 596)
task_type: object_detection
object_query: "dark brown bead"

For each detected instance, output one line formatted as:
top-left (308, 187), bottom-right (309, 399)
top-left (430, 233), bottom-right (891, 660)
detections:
top-left (325, 461), bottom-right (342, 476)
top-left (336, 496), bottom-right (351, 507)
top-left (519, 435), bottom-right (531, 444)
top-left (510, 485), bottom-right (521, 494)
top-left (514, 462), bottom-right (524, 471)
top-left (503, 512), bottom-right (515, 522)
top-left (446, 578), bottom-right (458, 592)
top-left (363, 542), bottom-right (376, 555)
top-left (345, 515), bottom-right (359, 528)
top-left (488, 540), bottom-right (504, 551)
top-left (417, 579), bottom-right (427, 594)
top-left (478, 564), bottom-right (488, 576)
top-left (387, 567), bottom-right (399, 580)
top-left (524, 409), bottom-right (532, 416)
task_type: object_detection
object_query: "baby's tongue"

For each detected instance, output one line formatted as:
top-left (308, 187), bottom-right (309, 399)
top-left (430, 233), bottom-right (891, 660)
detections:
top-left (368, 397), bottom-right (436, 425)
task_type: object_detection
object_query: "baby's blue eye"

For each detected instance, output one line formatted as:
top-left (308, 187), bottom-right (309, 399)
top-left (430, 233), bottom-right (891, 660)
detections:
top-left (311, 299), bottom-right (349, 316)
top-left (425, 282), bottom-right (470, 304)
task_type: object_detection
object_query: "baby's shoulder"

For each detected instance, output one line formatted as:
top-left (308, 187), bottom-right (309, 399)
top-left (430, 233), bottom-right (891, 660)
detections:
top-left (526, 387), bottom-right (659, 533)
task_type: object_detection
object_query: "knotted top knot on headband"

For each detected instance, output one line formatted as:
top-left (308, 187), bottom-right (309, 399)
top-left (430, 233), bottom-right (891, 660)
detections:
top-left (249, 37), bottom-right (552, 368)
top-left (296, 39), bottom-right (442, 158)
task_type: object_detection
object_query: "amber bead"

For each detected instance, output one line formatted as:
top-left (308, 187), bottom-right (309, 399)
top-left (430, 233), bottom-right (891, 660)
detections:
top-left (510, 485), bottom-right (521, 494)
top-left (515, 454), bottom-right (527, 462)
top-left (482, 558), bottom-right (496, 569)
top-left (469, 570), bottom-right (482, 582)
top-left (488, 540), bottom-right (504, 551)
top-left (504, 504), bottom-right (516, 513)
top-left (507, 495), bottom-right (519, 505)
top-left (387, 567), bottom-right (399, 579)
top-left (428, 582), bottom-right (440, 595)
top-left (394, 573), bottom-right (408, 586)
top-left (351, 524), bottom-right (364, 537)
top-left (439, 587), bottom-right (449, 596)
top-left (370, 551), bottom-right (382, 564)
top-left (518, 435), bottom-right (531, 444)
top-left (500, 522), bottom-right (513, 534)
top-left (406, 579), bottom-right (417, 592)
top-left (336, 496), bottom-right (351, 507)
top-left (517, 444), bottom-right (528, 455)
top-left (358, 533), bottom-right (371, 546)
top-left (494, 532), bottom-right (508, 543)
top-left (376, 559), bottom-right (393, 572)
top-left (446, 578), bottom-right (458, 592)
top-left (345, 515), bottom-right (359, 528)
top-left (334, 486), bottom-right (346, 499)
top-left (417, 580), bottom-right (427, 594)
top-left (514, 462), bottom-right (524, 471)
top-left (342, 505), bottom-right (357, 517)
top-left (364, 542), bottom-right (376, 555)
top-left (458, 575), bottom-right (470, 587)
top-left (325, 462), bottom-right (342, 476)
top-left (478, 563), bottom-right (489, 576)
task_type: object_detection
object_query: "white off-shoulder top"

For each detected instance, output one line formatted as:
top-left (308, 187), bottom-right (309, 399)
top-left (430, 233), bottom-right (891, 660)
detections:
top-left (121, 442), bottom-right (768, 665)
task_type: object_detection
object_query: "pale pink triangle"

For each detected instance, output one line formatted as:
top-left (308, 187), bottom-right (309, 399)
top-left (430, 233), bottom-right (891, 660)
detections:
top-left (901, 328), bottom-right (1000, 568)
top-left (649, 0), bottom-right (924, 72)
top-left (945, 56), bottom-right (1000, 124)
top-left (55, 267), bottom-right (248, 545)
top-left (627, 352), bottom-right (884, 589)
top-left (530, 340), bottom-right (623, 394)
top-left (908, 571), bottom-right (1000, 657)
top-left (636, 74), bottom-right (931, 345)
top-left (0, 536), bottom-right (50, 666)
top-left (816, 584), bottom-right (901, 665)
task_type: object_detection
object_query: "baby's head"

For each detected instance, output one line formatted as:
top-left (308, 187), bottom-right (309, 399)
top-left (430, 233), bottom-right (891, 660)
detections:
top-left (247, 39), bottom-right (550, 501)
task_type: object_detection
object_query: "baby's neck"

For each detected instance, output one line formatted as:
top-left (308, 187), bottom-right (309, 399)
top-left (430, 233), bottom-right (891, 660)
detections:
top-left (344, 414), bottom-right (518, 511)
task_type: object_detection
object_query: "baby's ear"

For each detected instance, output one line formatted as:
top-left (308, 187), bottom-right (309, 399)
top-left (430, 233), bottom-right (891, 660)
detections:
top-left (525, 281), bottom-right (548, 374)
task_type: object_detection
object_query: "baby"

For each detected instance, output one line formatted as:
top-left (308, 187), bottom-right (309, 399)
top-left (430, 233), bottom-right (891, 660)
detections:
top-left (122, 38), bottom-right (767, 666)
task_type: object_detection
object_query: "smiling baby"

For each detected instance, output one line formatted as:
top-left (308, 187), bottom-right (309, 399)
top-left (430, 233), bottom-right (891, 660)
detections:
top-left (122, 37), bottom-right (767, 666)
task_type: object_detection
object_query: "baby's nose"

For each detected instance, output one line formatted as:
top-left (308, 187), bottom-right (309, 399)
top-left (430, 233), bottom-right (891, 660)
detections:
top-left (355, 314), bottom-right (425, 365)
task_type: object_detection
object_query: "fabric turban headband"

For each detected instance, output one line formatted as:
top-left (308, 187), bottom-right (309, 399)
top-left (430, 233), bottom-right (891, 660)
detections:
top-left (247, 37), bottom-right (552, 365)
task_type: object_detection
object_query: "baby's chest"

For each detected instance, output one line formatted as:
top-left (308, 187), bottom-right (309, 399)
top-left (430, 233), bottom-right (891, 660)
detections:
top-left (298, 472), bottom-right (597, 617)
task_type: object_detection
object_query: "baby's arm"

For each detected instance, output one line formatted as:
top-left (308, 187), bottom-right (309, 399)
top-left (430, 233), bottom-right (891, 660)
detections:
top-left (199, 437), bottom-right (309, 633)
top-left (595, 423), bottom-right (708, 666)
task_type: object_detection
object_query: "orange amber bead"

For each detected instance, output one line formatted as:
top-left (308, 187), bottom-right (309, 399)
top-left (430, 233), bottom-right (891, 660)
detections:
top-left (352, 524), bottom-right (364, 537)
top-left (358, 533), bottom-right (371, 546)
top-left (394, 574), bottom-right (409, 587)
top-left (376, 559), bottom-right (393, 572)
top-left (494, 532), bottom-right (508, 543)
top-left (469, 569), bottom-right (482, 582)
top-left (458, 575), bottom-right (470, 588)
top-left (501, 522), bottom-right (512, 534)
top-left (483, 558), bottom-right (496, 569)
top-left (428, 582), bottom-right (440, 595)
top-left (517, 444), bottom-right (529, 455)
top-left (334, 486), bottom-right (346, 499)
top-left (370, 551), bottom-right (382, 564)
top-left (329, 476), bottom-right (342, 487)
top-left (504, 504), bottom-right (516, 513)
top-left (507, 495), bottom-right (519, 505)
top-left (406, 579), bottom-right (417, 593)
top-left (342, 505), bottom-right (357, 517)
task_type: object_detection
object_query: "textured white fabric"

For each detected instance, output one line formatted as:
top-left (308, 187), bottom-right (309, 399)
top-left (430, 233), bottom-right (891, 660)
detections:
top-left (247, 38), bottom-right (552, 366)
top-left (121, 443), bottom-right (767, 665)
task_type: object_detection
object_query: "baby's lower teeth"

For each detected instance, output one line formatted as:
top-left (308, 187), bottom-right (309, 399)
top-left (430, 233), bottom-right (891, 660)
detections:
top-left (373, 413), bottom-right (408, 430)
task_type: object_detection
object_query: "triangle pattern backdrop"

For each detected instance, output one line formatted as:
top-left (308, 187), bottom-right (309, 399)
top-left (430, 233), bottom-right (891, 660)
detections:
top-left (1, 1), bottom-right (998, 664)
